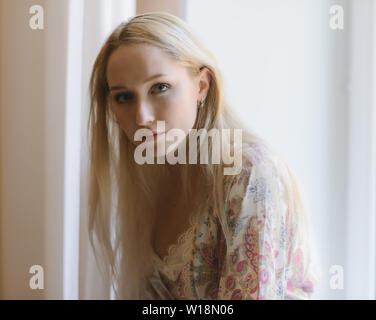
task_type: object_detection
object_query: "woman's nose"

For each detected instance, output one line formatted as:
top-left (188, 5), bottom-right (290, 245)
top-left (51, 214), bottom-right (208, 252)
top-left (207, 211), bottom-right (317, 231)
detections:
top-left (135, 101), bottom-right (155, 126)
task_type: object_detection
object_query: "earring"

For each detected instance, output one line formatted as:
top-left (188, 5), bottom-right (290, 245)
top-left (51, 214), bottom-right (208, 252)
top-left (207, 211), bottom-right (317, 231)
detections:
top-left (197, 98), bottom-right (205, 108)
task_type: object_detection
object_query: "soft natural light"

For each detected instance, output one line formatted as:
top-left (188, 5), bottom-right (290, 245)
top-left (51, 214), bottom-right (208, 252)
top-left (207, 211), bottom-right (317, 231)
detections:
top-left (0, 0), bottom-right (375, 300)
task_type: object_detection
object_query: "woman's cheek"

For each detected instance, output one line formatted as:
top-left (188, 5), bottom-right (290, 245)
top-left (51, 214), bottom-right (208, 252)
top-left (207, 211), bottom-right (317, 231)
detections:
top-left (156, 95), bottom-right (178, 121)
top-left (113, 109), bottom-right (133, 140)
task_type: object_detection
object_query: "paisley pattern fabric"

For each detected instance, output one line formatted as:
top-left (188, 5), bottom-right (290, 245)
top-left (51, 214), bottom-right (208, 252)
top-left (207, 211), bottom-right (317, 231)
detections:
top-left (140, 141), bottom-right (319, 300)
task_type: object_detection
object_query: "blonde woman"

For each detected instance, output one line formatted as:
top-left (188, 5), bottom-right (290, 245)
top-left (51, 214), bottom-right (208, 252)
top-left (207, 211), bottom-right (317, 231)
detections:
top-left (87, 12), bottom-right (320, 300)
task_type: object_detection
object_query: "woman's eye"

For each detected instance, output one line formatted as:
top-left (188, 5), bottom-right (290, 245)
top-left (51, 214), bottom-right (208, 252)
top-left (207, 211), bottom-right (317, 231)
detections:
top-left (151, 83), bottom-right (170, 94)
top-left (113, 83), bottom-right (170, 104)
top-left (114, 93), bottom-right (132, 104)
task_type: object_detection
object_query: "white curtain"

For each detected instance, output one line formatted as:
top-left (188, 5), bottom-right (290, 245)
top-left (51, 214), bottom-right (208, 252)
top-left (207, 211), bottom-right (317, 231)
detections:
top-left (62, 0), bottom-right (136, 299)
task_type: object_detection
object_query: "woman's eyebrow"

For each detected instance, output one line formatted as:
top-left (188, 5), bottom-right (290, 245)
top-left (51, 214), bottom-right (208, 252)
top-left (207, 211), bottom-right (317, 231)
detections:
top-left (109, 73), bottom-right (168, 91)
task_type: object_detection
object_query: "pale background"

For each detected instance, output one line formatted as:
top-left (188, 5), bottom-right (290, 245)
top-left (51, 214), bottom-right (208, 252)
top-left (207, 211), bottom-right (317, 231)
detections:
top-left (0, 0), bottom-right (375, 299)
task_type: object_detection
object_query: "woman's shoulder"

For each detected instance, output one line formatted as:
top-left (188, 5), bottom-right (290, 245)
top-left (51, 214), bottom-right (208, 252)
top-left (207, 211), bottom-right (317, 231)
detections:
top-left (242, 140), bottom-right (283, 172)
top-left (219, 140), bottom-right (320, 299)
top-left (223, 140), bottom-right (284, 196)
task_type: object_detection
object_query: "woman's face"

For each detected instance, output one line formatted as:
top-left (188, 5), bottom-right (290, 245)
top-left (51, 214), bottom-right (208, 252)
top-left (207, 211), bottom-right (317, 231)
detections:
top-left (106, 43), bottom-right (210, 151)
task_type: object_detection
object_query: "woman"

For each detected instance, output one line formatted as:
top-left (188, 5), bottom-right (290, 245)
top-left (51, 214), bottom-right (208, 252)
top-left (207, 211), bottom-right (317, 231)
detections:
top-left (87, 11), bottom-right (320, 299)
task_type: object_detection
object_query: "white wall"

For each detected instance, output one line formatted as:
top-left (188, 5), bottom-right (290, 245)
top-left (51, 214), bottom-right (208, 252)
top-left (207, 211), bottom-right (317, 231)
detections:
top-left (345, 0), bottom-right (376, 299)
top-left (0, 0), bottom-right (75, 299)
top-left (0, 0), bottom-right (54, 299)
top-left (186, 0), bottom-right (350, 299)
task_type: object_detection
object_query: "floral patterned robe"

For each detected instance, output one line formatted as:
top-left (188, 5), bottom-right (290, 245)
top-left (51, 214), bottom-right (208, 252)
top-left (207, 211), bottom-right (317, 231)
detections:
top-left (140, 141), bottom-right (319, 300)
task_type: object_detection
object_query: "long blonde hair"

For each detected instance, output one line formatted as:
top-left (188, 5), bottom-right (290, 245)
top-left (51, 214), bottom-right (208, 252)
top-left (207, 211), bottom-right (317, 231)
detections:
top-left (87, 11), bottom-right (320, 299)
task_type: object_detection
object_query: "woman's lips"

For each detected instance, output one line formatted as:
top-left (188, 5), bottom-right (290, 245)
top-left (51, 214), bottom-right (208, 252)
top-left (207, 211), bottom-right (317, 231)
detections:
top-left (141, 132), bottom-right (165, 142)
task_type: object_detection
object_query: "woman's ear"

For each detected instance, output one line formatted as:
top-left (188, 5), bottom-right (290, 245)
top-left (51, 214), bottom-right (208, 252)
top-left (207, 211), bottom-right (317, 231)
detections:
top-left (197, 66), bottom-right (211, 100)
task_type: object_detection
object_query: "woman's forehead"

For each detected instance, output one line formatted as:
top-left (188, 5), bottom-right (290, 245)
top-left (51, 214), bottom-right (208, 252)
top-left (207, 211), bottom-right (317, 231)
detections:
top-left (106, 44), bottom-right (188, 86)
